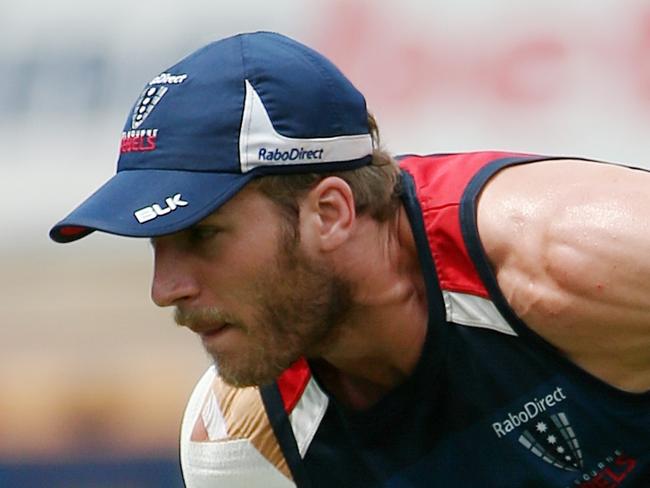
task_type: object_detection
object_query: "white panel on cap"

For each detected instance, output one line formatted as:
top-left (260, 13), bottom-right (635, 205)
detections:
top-left (239, 80), bottom-right (373, 173)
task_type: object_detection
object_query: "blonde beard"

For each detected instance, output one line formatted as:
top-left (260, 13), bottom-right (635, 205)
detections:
top-left (175, 243), bottom-right (352, 387)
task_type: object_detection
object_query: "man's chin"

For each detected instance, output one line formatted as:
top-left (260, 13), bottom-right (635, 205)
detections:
top-left (212, 359), bottom-right (287, 389)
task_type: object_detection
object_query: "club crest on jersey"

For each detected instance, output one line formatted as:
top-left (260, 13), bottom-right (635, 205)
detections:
top-left (490, 387), bottom-right (639, 485)
top-left (491, 387), bottom-right (584, 471)
top-left (518, 412), bottom-right (584, 472)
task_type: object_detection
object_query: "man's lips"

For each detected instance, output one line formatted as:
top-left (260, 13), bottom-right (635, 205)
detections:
top-left (198, 323), bottom-right (239, 350)
top-left (199, 325), bottom-right (230, 339)
top-left (174, 307), bottom-right (237, 338)
top-left (187, 321), bottom-right (229, 336)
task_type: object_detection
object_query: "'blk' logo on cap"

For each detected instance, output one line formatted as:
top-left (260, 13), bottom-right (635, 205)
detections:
top-left (134, 194), bottom-right (189, 224)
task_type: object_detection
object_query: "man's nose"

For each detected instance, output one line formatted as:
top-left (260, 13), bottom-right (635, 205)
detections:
top-left (150, 242), bottom-right (200, 307)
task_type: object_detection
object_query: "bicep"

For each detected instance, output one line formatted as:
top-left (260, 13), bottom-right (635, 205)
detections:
top-left (480, 159), bottom-right (650, 341)
top-left (542, 164), bottom-right (650, 328)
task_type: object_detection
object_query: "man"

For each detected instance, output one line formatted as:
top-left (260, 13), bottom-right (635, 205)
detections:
top-left (50, 32), bottom-right (649, 487)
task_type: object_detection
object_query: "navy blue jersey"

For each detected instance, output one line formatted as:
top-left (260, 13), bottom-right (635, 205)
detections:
top-left (258, 152), bottom-right (650, 487)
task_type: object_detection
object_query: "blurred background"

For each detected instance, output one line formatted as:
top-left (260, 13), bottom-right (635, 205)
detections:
top-left (2, 0), bottom-right (649, 486)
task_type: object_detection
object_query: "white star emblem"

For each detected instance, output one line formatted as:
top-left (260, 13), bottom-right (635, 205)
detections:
top-left (535, 422), bottom-right (547, 433)
top-left (557, 446), bottom-right (565, 454)
top-left (547, 435), bottom-right (557, 444)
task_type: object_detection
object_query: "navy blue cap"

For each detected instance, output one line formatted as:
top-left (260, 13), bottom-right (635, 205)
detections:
top-left (50, 31), bottom-right (372, 243)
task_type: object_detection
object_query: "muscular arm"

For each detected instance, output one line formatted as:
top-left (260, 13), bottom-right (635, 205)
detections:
top-left (477, 159), bottom-right (650, 392)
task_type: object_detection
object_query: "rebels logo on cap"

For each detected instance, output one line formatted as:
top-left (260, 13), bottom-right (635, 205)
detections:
top-left (132, 86), bottom-right (167, 129)
top-left (131, 72), bottom-right (188, 129)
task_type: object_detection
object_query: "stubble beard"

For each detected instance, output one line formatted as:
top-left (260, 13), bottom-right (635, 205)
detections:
top-left (177, 231), bottom-right (353, 388)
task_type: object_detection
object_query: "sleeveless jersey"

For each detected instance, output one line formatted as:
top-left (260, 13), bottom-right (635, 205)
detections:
top-left (180, 151), bottom-right (650, 487)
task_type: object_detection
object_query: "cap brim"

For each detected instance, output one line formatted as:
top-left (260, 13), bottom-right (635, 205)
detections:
top-left (50, 169), bottom-right (254, 243)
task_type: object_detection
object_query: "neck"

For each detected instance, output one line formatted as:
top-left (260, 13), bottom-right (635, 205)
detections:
top-left (310, 205), bottom-right (429, 409)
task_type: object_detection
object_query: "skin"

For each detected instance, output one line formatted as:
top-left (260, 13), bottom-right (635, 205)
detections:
top-left (478, 159), bottom-right (650, 393)
top-left (153, 159), bottom-right (650, 409)
top-left (151, 179), bottom-right (428, 408)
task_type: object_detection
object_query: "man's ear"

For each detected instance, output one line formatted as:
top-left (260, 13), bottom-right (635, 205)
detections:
top-left (299, 176), bottom-right (355, 252)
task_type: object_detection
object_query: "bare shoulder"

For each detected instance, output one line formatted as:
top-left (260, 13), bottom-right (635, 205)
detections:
top-left (477, 159), bottom-right (650, 392)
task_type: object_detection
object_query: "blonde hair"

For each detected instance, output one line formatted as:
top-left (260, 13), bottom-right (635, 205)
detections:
top-left (251, 113), bottom-right (402, 228)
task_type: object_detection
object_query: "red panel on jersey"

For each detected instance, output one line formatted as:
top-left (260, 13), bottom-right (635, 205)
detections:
top-left (400, 151), bottom-right (527, 298)
top-left (277, 357), bottom-right (312, 414)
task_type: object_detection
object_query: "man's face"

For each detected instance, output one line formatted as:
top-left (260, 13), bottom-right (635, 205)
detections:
top-left (151, 186), bottom-right (351, 387)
